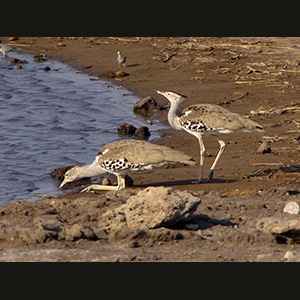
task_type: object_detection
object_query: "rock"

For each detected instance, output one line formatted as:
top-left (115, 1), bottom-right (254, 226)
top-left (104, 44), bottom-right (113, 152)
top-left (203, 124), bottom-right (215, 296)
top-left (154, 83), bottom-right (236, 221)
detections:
top-left (9, 37), bottom-right (18, 42)
top-left (117, 123), bottom-right (137, 136)
top-left (44, 66), bottom-right (51, 72)
top-left (256, 217), bottom-right (300, 234)
top-left (11, 58), bottom-right (28, 64)
top-left (55, 42), bottom-right (66, 48)
top-left (256, 140), bottom-right (271, 154)
top-left (102, 177), bottom-right (111, 186)
top-left (98, 70), bottom-right (116, 78)
top-left (14, 65), bottom-right (22, 69)
top-left (34, 55), bottom-right (47, 62)
top-left (115, 70), bottom-right (129, 78)
top-left (284, 250), bottom-right (300, 262)
top-left (256, 217), bottom-right (300, 243)
top-left (283, 201), bottom-right (300, 215)
top-left (134, 126), bottom-right (151, 140)
top-left (98, 186), bottom-right (202, 233)
top-left (133, 96), bottom-right (162, 115)
top-left (64, 224), bottom-right (97, 241)
top-left (11, 58), bottom-right (20, 64)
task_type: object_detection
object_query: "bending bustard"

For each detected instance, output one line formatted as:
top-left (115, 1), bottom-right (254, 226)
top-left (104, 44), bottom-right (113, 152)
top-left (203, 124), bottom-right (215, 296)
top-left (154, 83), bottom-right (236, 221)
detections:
top-left (157, 90), bottom-right (265, 183)
top-left (60, 139), bottom-right (196, 192)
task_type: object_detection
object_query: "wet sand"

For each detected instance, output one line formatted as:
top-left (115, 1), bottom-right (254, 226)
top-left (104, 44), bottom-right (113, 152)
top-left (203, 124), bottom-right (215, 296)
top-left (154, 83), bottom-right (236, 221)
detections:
top-left (1, 37), bottom-right (300, 261)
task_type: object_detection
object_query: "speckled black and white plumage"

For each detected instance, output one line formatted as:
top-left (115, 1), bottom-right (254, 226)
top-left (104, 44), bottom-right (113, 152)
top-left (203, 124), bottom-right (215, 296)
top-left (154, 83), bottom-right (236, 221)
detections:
top-left (96, 139), bottom-right (196, 175)
top-left (178, 104), bottom-right (265, 135)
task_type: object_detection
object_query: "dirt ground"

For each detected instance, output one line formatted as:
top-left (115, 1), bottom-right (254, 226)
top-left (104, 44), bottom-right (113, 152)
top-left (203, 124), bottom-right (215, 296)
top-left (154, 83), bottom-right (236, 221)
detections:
top-left (1, 37), bottom-right (300, 261)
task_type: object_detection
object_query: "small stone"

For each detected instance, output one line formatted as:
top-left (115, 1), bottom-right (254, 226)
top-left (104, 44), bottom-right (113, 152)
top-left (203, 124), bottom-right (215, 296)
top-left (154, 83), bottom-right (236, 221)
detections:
top-left (283, 201), bottom-right (300, 215)
top-left (55, 42), bottom-right (66, 47)
top-left (11, 58), bottom-right (20, 64)
top-left (14, 65), bottom-right (22, 69)
top-left (102, 177), bottom-right (111, 186)
top-left (115, 70), bottom-right (129, 78)
top-left (284, 250), bottom-right (300, 262)
top-left (34, 55), bottom-right (47, 62)
top-left (133, 96), bottom-right (162, 115)
top-left (118, 123), bottom-right (137, 136)
top-left (98, 71), bottom-right (115, 78)
top-left (256, 140), bottom-right (271, 154)
top-left (44, 66), bottom-right (51, 71)
top-left (134, 126), bottom-right (151, 140)
top-left (129, 241), bottom-right (140, 248)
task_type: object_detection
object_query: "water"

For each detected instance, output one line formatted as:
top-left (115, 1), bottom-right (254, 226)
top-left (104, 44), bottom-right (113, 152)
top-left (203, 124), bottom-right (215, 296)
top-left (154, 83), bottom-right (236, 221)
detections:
top-left (0, 52), bottom-right (167, 204)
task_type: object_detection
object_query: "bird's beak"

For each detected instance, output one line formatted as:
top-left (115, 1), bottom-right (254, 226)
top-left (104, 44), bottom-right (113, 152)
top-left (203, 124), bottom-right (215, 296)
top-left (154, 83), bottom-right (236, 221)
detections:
top-left (156, 90), bottom-right (166, 96)
top-left (59, 178), bottom-right (69, 189)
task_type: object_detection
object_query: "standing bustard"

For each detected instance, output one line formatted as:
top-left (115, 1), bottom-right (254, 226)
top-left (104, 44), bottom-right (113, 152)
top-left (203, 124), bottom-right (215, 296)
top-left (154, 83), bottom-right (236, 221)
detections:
top-left (117, 51), bottom-right (127, 68)
top-left (157, 90), bottom-right (265, 183)
top-left (60, 139), bottom-right (196, 192)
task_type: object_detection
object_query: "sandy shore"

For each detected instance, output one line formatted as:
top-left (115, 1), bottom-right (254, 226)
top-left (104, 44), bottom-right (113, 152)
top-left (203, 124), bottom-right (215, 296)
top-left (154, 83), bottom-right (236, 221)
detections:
top-left (1, 37), bottom-right (300, 261)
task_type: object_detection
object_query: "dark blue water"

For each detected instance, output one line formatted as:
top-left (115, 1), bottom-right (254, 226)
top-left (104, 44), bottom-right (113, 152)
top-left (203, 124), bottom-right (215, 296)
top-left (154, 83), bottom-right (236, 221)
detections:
top-left (0, 51), bottom-right (166, 204)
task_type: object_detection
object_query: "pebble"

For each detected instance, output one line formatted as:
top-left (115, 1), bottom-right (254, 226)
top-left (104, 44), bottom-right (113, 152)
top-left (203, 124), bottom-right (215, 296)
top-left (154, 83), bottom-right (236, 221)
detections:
top-left (44, 66), bottom-right (51, 72)
top-left (256, 140), bottom-right (271, 154)
top-left (34, 55), bottom-right (47, 62)
top-left (283, 201), bottom-right (300, 215)
top-left (284, 250), bottom-right (300, 262)
top-left (134, 126), bottom-right (151, 140)
top-left (98, 70), bottom-right (116, 78)
top-left (102, 178), bottom-right (111, 186)
top-left (115, 70), bottom-right (129, 78)
top-left (117, 123), bottom-right (137, 136)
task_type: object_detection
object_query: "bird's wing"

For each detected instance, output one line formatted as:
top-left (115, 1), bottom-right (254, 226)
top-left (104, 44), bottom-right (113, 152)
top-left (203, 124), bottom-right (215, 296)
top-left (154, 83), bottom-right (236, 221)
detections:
top-left (97, 140), bottom-right (196, 167)
top-left (180, 104), bottom-right (264, 133)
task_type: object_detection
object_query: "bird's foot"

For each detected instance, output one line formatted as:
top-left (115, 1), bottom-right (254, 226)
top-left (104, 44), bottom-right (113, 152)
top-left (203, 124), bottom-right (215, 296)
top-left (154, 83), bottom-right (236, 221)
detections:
top-left (192, 179), bottom-right (203, 184)
top-left (81, 186), bottom-right (94, 193)
top-left (208, 170), bottom-right (214, 182)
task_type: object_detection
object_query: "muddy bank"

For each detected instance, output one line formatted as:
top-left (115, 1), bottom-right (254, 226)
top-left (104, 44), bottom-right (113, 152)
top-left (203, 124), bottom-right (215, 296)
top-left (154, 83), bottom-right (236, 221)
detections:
top-left (1, 37), bottom-right (300, 261)
top-left (0, 186), bottom-right (300, 262)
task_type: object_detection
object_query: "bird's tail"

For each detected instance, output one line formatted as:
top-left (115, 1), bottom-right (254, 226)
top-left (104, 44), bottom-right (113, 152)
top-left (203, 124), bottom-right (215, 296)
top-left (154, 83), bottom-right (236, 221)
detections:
top-left (244, 117), bottom-right (265, 133)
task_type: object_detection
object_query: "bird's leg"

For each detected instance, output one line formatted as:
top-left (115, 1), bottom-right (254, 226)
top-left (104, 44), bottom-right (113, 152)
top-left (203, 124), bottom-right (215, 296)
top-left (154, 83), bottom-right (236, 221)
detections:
top-left (117, 175), bottom-right (126, 190)
top-left (208, 137), bottom-right (226, 181)
top-left (193, 136), bottom-right (205, 184)
top-left (81, 175), bottom-right (126, 192)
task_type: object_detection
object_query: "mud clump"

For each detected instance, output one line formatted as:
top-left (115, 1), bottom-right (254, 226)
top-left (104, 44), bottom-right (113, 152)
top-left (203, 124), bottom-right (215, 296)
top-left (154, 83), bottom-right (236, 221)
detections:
top-left (118, 123), bottom-right (137, 136)
top-left (134, 126), bottom-right (151, 140)
top-left (133, 96), bottom-right (162, 115)
top-left (98, 187), bottom-right (201, 233)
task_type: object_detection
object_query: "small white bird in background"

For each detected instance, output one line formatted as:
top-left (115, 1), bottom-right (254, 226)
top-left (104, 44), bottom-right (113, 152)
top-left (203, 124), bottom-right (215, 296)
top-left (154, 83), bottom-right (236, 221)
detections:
top-left (117, 51), bottom-right (127, 68)
top-left (0, 44), bottom-right (13, 58)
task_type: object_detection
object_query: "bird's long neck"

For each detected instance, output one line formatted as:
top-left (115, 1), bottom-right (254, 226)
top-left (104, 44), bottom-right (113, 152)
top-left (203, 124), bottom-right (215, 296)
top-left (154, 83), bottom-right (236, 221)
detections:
top-left (168, 102), bottom-right (183, 131)
top-left (76, 160), bottom-right (105, 179)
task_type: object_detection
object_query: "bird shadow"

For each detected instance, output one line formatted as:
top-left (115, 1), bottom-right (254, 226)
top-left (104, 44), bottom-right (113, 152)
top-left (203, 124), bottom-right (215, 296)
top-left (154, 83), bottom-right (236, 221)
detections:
top-left (126, 63), bottom-right (140, 68)
top-left (136, 178), bottom-right (236, 188)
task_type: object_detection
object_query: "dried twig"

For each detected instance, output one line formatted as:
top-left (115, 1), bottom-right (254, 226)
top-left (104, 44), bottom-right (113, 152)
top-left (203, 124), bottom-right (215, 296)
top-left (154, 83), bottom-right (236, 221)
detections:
top-left (218, 91), bottom-right (249, 105)
top-left (250, 162), bottom-right (284, 167)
